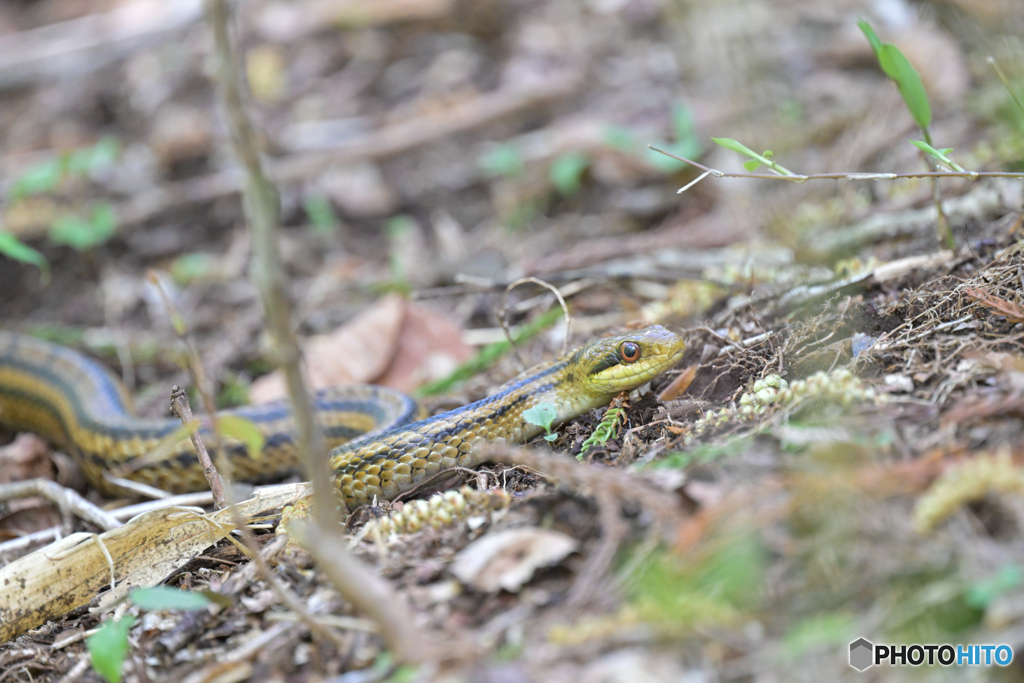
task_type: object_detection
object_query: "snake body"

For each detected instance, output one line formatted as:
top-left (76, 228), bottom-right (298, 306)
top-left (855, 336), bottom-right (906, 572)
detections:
top-left (0, 326), bottom-right (684, 508)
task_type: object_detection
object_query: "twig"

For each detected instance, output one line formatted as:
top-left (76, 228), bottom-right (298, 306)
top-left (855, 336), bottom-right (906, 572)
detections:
top-left (169, 386), bottom-right (226, 508)
top-left (206, 0), bottom-right (437, 664)
top-left (207, 0), bottom-right (331, 525)
top-left (650, 146), bottom-right (1024, 187)
top-left (964, 287), bottom-right (1024, 323)
top-left (147, 271), bottom-right (234, 491)
top-left (285, 519), bottom-right (446, 665)
top-left (498, 277), bottom-right (572, 369)
top-left (0, 479), bottom-right (121, 531)
top-left (477, 442), bottom-right (684, 604)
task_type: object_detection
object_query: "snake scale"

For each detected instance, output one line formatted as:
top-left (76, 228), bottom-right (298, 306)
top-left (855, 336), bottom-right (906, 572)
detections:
top-left (0, 326), bottom-right (685, 508)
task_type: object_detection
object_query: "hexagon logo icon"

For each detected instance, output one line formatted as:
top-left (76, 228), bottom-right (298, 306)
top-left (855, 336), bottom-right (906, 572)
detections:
top-left (849, 638), bottom-right (874, 671)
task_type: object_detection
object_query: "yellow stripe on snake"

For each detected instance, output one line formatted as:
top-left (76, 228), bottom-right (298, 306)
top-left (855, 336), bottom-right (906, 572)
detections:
top-left (0, 326), bottom-right (684, 509)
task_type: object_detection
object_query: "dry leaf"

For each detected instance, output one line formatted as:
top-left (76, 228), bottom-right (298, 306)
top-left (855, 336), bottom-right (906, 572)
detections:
top-left (376, 300), bottom-right (473, 393)
top-left (451, 527), bottom-right (579, 593)
top-left (249, 294), bottom-right (405, 403)
top-left (250, 294), bottom-right (471, 401)
top-left (0, 482), bottom-right (310, 642)
top-left (965, 287), bottom-right (1024, 323)
top-left (0, 433), bottom-right (54, 484)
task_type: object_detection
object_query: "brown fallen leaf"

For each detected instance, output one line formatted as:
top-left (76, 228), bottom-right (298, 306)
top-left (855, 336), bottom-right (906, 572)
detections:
top-left (0, 433), bottom-right (54, 484)
top-left (376, 300), bottom-right (472, 393)
top-left (249, 294), bottom-right (405, 403)
top-left (450, 527), bottom-right (579, 593)
top-left (250, 294), bottom-right (471, 401)
top-left (965, 287), bottom-right (1024, 324)
top-left (658, 365), bottom-right (697, 402)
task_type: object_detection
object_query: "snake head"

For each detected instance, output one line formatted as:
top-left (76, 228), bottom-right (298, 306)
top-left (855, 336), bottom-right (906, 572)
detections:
top-left (573, 325), bottom-right (686, 399)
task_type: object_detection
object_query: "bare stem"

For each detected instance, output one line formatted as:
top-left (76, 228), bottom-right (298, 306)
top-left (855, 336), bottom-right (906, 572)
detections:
top-left (168, 386), bottom-right (226, 508)
top-left (206, 0), bottom-right (333, 528)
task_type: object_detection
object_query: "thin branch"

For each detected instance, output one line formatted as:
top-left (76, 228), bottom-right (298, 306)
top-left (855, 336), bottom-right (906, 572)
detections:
top-left (498, 277), bottom-right (572, 369)
top-left (206, 0), bottom-right (332, 528)
top-left (206, 0), bottom-right (440, 664)
top-left (0, 478), bottom-right (121, 531)
top-left (649, 146), bottom-right (1024, 191)
top-left (169, 386), bottom-right (227, 508)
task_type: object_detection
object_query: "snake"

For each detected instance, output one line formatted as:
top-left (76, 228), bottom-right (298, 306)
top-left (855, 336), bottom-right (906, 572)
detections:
top-left (0, 326), bottom-right (685, 509)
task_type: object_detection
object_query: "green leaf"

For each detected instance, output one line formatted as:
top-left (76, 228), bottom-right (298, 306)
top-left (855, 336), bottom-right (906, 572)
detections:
top-left (548, 151), bottom-right (589, 196)
top-left (742, 160), bottom-right (762, 172)
top-left (10, 157), bottom-right (65, 200)
top-left (479, 144), bottom-right (524, 177)
top-left (49, 203), bottom-right (117, 251)
top-left (671, 102), bottom-right (696, 141)
top-left (858, 20), bottom-right (932, 130)
top-left (302, 194), bottom-right (339, 236)
top-left (130, 586), bottom-right (212, 611)
top-left (522, 403), bottom-right (557, 431)
top-left (782, 612), bottom-right (855, 660)
top-left (215, 415), bottom-right (265, 459)
top-left (857, 20), bottom-right (884, 57)
top-left (711, 137), bottom-right (762, 158)
top-left (965, 564), bottom-right (1024, 609)
top-left (602, 125), bottom-right (637, 152)
top-left (87, 616), bottom-right (135, 683)
top-left (67, 136), bottom-right (120, 175)
top-left (909, 140), bottom-right (964, 171)
top-left (0, 232), bottom-right (49, 280)
top-left (415, 308), bottom-right (563, 397)
top-left (879, 44), bottom-right (932, 129)
top-left (543, 433), bottom-right (559, 442)
top-left (170, 252), bottom-right (216, 285)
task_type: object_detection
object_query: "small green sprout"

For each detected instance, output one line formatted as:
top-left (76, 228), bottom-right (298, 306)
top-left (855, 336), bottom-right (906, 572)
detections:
top-left (303, 193), bottom-right (339, 236)
top-left (909, 140), bottom-right (966, 172)
top-left (711, 138), bottom-right (795, 176)
top-left (549, 151), bottom-right (590, 196)
top-left (523, 403), bottom-right (559, 442)
top-left (88, 587), bottom-right (214, 683)
top-left (578, 398), bottom-right (627, 459)
top-left (88, 616), bottom-right (136, 683)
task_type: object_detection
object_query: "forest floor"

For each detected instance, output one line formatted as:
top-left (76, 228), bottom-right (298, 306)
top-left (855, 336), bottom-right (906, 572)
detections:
top-left (1, 0), bottom-right (1024, 681)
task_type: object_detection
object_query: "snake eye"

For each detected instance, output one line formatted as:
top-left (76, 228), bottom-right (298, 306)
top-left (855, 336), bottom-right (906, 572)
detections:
top-left (619, 341), bottom-right (641, 363)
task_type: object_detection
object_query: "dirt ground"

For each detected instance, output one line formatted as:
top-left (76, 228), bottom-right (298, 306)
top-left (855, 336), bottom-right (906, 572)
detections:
top-left (1, 0), bottom-right (1024, 681)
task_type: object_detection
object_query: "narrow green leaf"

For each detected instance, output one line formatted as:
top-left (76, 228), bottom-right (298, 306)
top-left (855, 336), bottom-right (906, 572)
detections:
top-left (857, 20), bottom-right (883, 56)
top-left (522, 403), bottom-right (558, 431)
top-left (858, 21), bottom-right (932, 130)
top-left (0, 232), bottom-right (50, 280)
top-left (909, 140), bottom-right (963, 171)
top-left (216, 415), bottom-right (266, 460)
top-left (711, 137), bottom-right (761, 158)
top-left (879, 45), bottom-right (932, 129)
top-left (130, 586), bottom-right (212, 611)
top-left (87, 616), bottom-right (136, 683)
top-left (128, 421), bottom-right (199, 469)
